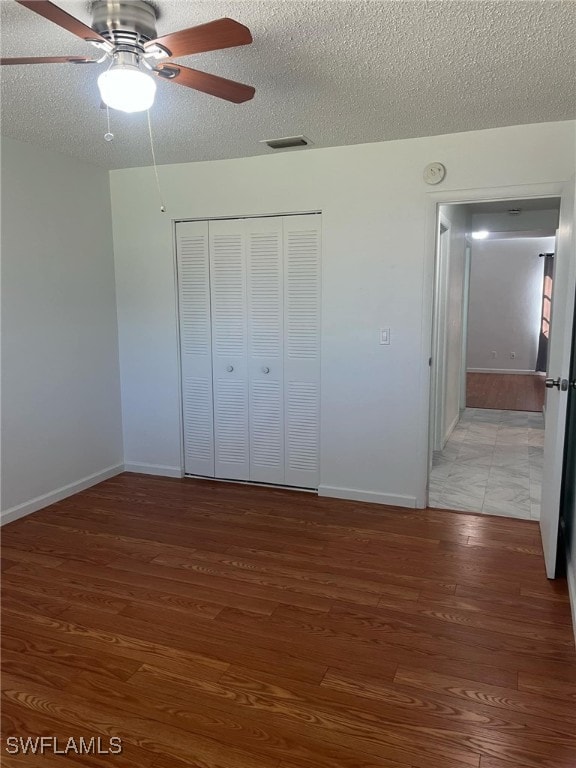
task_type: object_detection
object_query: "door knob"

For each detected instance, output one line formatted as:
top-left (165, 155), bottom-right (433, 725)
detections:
top-left (545, 377), bottom-right (569, 390)
top-left (226, 365), bottom-right (234, 372)
top-left (262, 366), bottom-right (270, 374)
top-left (570, 380), bottom-right (576, 390)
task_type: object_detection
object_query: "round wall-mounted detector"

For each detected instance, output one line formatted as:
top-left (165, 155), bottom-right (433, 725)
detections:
top-left (423, 162), bottom-right (446, 185)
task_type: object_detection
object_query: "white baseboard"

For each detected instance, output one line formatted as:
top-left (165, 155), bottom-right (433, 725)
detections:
top-left (124, 462), bottom-right (184, 479)
top-left (467, 368), bottom-right (542, 375)
top-left (443, 412), bottom-right (460, 447)
top-left (318, 485), bottom-right (417, 508)
top-left (567, 560), bottom-right (576, 648)
top-left (0, 463), bottom-right (125, 526)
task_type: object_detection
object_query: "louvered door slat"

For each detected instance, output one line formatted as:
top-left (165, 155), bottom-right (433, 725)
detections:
top-left (250, 380), bottom-right (282, 468)
top-left (210, 219), bottom-right (249, 480)
top-left (247, 217), bottom-right (285, 483)
top-left (283, 215), bottom-right (321, 488)
top-left (176, 221), bottom-right (214, 477)
top-left (287, 382), bottom-right (319, 469)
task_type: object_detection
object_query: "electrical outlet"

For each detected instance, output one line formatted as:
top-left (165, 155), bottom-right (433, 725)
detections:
top-left (491, 351), bottom-right (497, 359)
top-left (510, 352), bottom-right (516, 359)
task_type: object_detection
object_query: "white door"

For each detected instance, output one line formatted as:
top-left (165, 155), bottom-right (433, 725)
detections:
top-left (540, 180), bottom-right (576, 577)
top-left (176, 221), bottom-right (215, 477)
top-left (209, 219), bottom-right (250, 481)
top-left (246, 216), bottom-right (285, 484)
top-left (178, 214), bottom-right (321, 489)
top-left (283, 214), bottom-right (322, 488)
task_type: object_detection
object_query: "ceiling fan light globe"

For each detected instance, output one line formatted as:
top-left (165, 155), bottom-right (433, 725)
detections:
top-left (97, 66), bottom-right (156, 113)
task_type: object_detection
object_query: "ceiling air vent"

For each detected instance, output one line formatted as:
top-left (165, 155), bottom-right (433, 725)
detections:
top-left (261, 135), bottom-right (311, 150)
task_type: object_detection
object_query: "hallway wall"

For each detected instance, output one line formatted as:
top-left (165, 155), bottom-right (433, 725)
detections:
top-left (467, 236), bottom-right (556, 373)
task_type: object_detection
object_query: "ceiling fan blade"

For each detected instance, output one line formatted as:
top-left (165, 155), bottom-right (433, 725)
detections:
top-left (0, 56), bottom-right (97, 65)
top-left (154, 64), bottom-right (255, 103)
top-left (15, 0), bottom-right (108, 45)
top-left (146, 18), bottom-right (252, 59)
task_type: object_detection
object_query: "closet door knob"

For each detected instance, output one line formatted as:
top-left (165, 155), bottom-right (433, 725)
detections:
top-left (262, 366), bottom-right (270, 374)
top-left (226, 365), bottom-right (234, 373)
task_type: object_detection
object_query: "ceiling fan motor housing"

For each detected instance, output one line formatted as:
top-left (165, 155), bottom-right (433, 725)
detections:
top-left (91, 0), bottom-right (159, 51)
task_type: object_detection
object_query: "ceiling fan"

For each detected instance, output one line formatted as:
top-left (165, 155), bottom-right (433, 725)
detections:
top-left (0, 0), bottom-right (256, 112)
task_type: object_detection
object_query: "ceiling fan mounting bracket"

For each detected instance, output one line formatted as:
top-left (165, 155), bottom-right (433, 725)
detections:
top-left (144, 43), bottom-right (170, 59)
top-left (155, 64), bottom-right (179, 79)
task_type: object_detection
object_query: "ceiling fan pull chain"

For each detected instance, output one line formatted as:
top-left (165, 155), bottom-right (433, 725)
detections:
top-left (147, 109), bottom-right (166, 213)
top-left (104, 105), bottom-right (114, 142)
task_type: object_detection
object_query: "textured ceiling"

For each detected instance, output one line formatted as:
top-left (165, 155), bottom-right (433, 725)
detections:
top-left (1, 0), bottom-right (575, 169)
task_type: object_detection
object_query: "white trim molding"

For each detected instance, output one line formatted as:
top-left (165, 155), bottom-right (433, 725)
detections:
top-left (1, 463), bottom-right (125, 526)
top-left (124, 462), bottom-right (184, 478)
top-left (467, 368), bottom-right (543, 375)
top-left (318, 485), bottom-right (417, 508)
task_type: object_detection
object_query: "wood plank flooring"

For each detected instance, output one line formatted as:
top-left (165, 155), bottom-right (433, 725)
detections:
top-left (2, 473), bottom-right (575, 768)
top-left (466, 373), bottom-right (545, 412)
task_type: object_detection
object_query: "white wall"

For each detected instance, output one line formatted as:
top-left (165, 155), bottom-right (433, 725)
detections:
top-left (467, 236), bottom-right (555, 373)
top-left (110, 120), bottom-right (575, 508)
top-left (1, 136), bottom-right (124, 521)
top-left (471, 208), bottom-right (559, 235)
top-left (439, 204), bottom-right (469, 442)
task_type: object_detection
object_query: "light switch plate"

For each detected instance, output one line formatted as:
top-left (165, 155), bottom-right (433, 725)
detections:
top-left (380, 328), bottom-right (390, 345)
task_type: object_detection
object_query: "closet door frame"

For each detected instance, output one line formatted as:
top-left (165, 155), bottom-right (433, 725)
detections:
top-left (174, 211), bottom-right (322, 486)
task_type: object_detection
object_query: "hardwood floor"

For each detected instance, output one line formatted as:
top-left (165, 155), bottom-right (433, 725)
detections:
top-left (466, 372), bottom-right (546, 412)
top-left (2, 473), bottom-right (575, 768)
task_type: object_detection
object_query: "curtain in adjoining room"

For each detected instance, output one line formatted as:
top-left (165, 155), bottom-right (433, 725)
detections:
top-left (536, 253), bottom-right (554, 372)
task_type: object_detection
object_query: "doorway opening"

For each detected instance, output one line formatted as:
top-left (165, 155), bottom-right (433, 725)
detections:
top-left (429, 196), bottom-right (561, 520)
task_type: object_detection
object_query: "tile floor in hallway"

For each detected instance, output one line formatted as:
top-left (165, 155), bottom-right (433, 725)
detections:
top-left (429, 407), bottom-right (544, 520)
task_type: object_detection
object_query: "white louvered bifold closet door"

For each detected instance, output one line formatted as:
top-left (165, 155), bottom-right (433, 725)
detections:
top-left (178, 214), bottom-right (321, 488)
top-left (283, 214), bottom-right (321, 488)
top-left (246, 217), bottom-right (285, 484)
top-left (176, 221), bottom-right (215, 477)
top-left (209, 219), bottom-right (250, 480)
